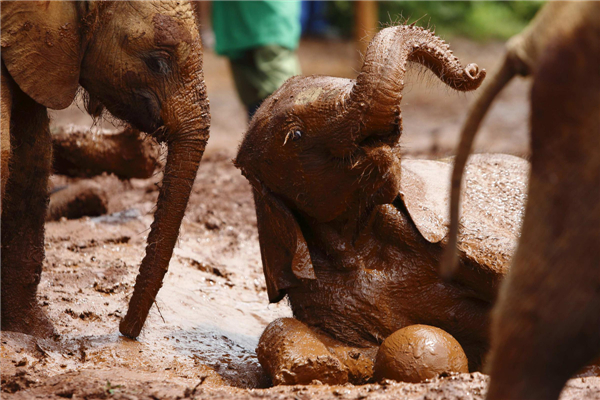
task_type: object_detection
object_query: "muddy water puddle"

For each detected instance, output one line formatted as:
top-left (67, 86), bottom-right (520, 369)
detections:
top-left (3, 154), bottom-right (290, 396)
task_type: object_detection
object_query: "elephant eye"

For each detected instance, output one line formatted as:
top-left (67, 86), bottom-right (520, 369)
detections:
top-left (283, 129), bottom-right (303, 145)
top-left (145, 52), bottom-right (172, 76)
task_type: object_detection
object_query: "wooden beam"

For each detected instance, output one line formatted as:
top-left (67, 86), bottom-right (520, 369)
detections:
top-left (354, 1), bottom-right (379, 58)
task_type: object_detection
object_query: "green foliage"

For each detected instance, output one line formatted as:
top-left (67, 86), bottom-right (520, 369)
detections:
top-left (326, 1), bottom-right (545, 41)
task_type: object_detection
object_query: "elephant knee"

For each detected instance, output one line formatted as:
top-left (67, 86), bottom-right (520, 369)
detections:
top-left (257, 318), bottom-right (349, 385)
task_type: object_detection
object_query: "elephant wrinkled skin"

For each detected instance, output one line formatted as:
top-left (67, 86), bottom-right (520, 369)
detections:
top-left (1, 1), bottom-right (210, 339)
top-left (235, 25), bottom-right (534, 384)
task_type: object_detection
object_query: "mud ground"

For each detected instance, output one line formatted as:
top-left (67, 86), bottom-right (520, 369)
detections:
top-left (3, 38), bottom-right (599, 399)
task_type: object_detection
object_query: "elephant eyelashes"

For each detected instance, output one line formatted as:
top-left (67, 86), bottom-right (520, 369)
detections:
top-left (144, 53), bottom-right (172, 76)
top-left (283, 130), bottom-right (303, 145)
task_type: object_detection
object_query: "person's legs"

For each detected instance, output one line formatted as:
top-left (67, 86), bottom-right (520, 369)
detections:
top-left (230, 45), bottom-right (301, 121)
top-left (230, 52), bottom-right (261, 119)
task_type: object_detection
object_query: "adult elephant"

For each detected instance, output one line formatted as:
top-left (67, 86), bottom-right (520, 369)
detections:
top-left (1, 1), bottom-right (210, 339)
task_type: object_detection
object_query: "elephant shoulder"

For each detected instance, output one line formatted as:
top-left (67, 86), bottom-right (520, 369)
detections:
top-left (399, 154), bottom-right (529, 275)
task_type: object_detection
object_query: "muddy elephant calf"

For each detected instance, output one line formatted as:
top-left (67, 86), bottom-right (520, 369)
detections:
top-left (234, 24), bottom-right (534, 384)
top-left (247, 153), bottom-right (528, 385)
top-left (1, 1), bottom-right (209, 339)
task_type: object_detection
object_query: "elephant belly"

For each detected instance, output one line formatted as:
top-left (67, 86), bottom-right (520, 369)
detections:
top-left (287, 252), bottom-right (493, 370)
top-left (287, 264), bottom-right (422, 348)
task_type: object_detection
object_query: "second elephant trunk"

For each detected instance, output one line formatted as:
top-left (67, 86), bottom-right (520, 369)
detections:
top-left (440, 1), bottom-right (577, 277)
top-left (120, 92), bottom-right (210, 339)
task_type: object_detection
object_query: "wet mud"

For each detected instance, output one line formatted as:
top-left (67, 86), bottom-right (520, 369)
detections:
top-left (2, 39), bottom-right (599, 399)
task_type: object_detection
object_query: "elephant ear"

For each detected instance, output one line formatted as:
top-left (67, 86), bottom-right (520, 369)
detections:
top-left (1, 1), bottom-right (81, 110)
top-left (400, 154), bottom-right (529, 275)
top-left (399, 158), bottom-right (454, 244)
top-left (253, 184), bottom-right (316, 303)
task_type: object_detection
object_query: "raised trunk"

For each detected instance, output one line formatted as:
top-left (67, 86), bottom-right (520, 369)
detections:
top-left (347, 25), bottom-right (486, 138)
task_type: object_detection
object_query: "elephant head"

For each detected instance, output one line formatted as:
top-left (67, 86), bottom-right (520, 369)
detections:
top-left (235, 24), bottom-right (485, 303)
top-left (1, 1), bottom-right (210, 338)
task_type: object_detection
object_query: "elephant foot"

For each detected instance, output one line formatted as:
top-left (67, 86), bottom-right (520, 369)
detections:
top-left (257, 318), bottom-right (377, 385)
top-left (1, 301), bottom-right (56, 338)
top-left (1, 258), bottom-right (56, 338)
top-left (374, 324), bottom-right (468, 383)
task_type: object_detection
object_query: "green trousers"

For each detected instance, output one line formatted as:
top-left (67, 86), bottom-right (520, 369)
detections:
top-left (230, 45), bottom-right (301, 117)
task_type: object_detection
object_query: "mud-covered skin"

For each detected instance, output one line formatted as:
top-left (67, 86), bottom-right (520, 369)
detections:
top-left (286, 201), bottom-right (495, 372)
top-left (254, 179), bottom-right (518, 383)
top-left (258, 320), bottom-right (470, 386)
top-left (236, 25), bottom-right (486, 301)
top-left (1, 1), bottom-right (210, 339)
top-left (0, 62), bottom-right (13, 205)
top-left (257, 318), bottom-right (378, 386)
top-left (484, 4), bottom-right (600, 400)
top-left (1, 75), bottom-right (56, 337)
top-left (236, 25), bottom-right (494, 384)
top-left (374, 325), bottom-right (469, 383)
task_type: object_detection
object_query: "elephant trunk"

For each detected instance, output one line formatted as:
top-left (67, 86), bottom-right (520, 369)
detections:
top-left (347, 25), bottom-right (486, 140)
top-left (440, 56), bottom-right (516, 278)
top-left (120, 81), bottom-right (210, 339)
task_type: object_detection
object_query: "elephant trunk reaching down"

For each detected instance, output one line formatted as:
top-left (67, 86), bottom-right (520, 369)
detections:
top-left (347, 25), bottom-right (486, 140)
top-left (119, 48), bottom-right (210, 339)
top-left (119, 133), bottom-right (207, 338)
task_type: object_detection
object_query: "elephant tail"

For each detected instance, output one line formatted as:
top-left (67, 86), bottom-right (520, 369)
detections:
top-left (440, 55), bottom-right (517, 278)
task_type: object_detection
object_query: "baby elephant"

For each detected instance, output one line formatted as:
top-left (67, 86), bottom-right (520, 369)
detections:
top-left (235, 25), bottom-right (529, 384)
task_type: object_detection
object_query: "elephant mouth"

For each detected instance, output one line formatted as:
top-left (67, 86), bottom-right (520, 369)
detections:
top-left (359, 146), bottom-right (402, 207)
top-left (350, 124), bottom-right (402, 167)
top-left (357, 126), bottom-right (401, 150)
top-left (120, 90), bottom-right (164, 135)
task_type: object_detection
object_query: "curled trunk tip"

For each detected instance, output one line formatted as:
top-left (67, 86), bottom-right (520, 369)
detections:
top-left (349, 24), bottom-right (487, 136)
top-left (465, 64), bottom-right (481, 80)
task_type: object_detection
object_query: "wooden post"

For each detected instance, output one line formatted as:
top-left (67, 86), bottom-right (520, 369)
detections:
top-left (354, 1), bottom-right (379, 58)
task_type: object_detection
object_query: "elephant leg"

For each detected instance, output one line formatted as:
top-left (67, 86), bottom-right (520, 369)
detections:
top-left (486, 20), bottom-right (600, 400)
top-left (1, 82), bottom-right (55, 338)
top-left (257, 318), bottom-right (376, 385)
